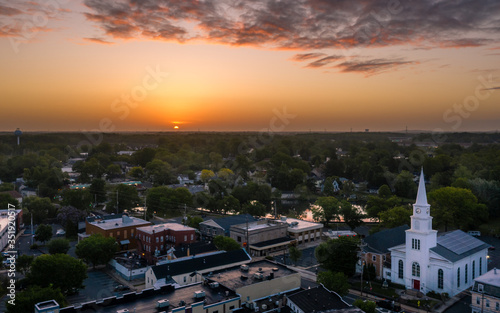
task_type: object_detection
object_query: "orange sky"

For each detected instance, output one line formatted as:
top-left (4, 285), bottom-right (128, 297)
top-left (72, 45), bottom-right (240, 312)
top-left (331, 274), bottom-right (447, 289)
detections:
top-left (1, 0), bottom-right (499, 132)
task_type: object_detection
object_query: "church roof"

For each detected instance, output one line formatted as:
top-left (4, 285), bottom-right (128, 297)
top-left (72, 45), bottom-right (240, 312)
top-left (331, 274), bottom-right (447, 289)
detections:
top-left (364, 225), bottom-right (410, 254)
top-left (415, 168), bottom-right (429, 206)
top-left (431, 230), bottom-right (489, 262)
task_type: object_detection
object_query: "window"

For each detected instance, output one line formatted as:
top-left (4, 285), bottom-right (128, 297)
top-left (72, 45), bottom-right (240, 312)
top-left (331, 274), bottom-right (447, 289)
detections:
top-left (487, 300), bottom-right (490, 308)
top-left (465, 264), bottom-right (468, 284)
top-left (237, 236), bottom-right (242, 242)
top-left (496, 302), bottom-right (499, 310)
top-left (110, 232), bottom-right (113, 237)
top-left (438, 269), bottom-right (444, 289)
top-left (372, 255), bottom-right (376, 262)
top-left (457, 268), bottom-right (460, 288)
top-left (191, 234), bottom-right (194, 240)
top-left (398, 260), bottom-right (404, 279)
top-left (124, 230), bottom-right (127, 238)
top-left (473, 260), bottom-right (476, 279)
top-left (412, 262), bottom-right (420, 277)
top-left (184, 235), bottom-right (187, 241)
top-left (477, 297), bottom-right (480, 305)
top-left (161, 236), bottom-right (163, 242)
top-left (480, 257), bottom-right (483, 275)
top-left (229, 306), bottom-right (235, 310)
top-left (383, 255), bottom-right (386, 261)
top-left (412, 238), bottom-right (421, 250)
top-left (156, 237), bottom-right (159, 243)
top-left (183, 276), bottom-right (186, 282)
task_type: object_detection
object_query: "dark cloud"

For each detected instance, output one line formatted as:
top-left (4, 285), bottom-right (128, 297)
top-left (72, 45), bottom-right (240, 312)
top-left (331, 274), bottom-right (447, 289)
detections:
top-left (82, 0), bottom-right (500, 50)
top-left (290, 53), bottom-right (326, 61)
top-left (306, 55), bottom-right (344, 68)
top-left (0, 4), bottom-right (22, 16)
top-left (83, 37), bottom-right (114, 44)
top-left (335, 58), bottom-right (416, 75)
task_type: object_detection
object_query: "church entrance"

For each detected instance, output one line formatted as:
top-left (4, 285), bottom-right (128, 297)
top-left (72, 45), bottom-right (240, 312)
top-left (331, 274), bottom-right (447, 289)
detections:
top-left (413, 279), bottom-right (420, 290)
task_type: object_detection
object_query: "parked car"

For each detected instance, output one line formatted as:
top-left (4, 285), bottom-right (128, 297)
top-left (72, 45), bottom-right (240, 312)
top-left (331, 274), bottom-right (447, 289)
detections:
top-left (56, 229), bottom-right (66, 236)
top-left (376, 299), bottom-right (401, 312)
top-left (114, 285), bottom-right (130, 292)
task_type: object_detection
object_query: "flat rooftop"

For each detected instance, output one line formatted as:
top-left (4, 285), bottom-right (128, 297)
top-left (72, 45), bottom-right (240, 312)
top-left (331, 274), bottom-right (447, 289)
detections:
top-left (232, 220), bottom-right (287, 232)
top-left (207, 260), bottom-right (296, 291)
top-left (87, 216), bottom-right (150, 230)
top-left (279, 217), bottom-right (323, 232)
top-left (137, 223), bottom-right (196, 234)
top-left (65, 283), bottom-right (238, 313)
top-left (475, 268), bottom-right (500, 287)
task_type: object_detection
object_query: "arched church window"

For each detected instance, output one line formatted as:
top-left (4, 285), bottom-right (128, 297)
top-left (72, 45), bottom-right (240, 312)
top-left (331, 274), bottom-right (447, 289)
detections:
top-left (473, 260), bottom-right (476, 279)
top-left (438, 269), bottom-right (444, 289)
top-left (398, 260), bottom-right (403, 279)
top-left (412, 262), bottom-right (420, 277)
top-left (480, 257), bottom-right (483, 275)
top-left (465, 264), bottom-right (468, 284)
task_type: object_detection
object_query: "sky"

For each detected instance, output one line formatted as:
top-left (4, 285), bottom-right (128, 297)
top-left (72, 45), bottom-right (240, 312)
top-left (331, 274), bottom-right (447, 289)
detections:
top-left (1, 0), bottom-right (500, 132)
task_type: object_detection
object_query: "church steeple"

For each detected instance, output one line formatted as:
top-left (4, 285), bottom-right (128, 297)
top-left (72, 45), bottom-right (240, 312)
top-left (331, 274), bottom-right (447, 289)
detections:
top-left (415, 168), bottom-right (428, 206)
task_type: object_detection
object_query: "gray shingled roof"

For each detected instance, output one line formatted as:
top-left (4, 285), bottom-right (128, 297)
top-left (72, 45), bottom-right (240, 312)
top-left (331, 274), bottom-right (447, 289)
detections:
top-left (287, 285), bottom-right (350, 312)
top-left (363, 225), bottom-right (409, 254)
top-left (205, 214), bottom-right (257, 235)
top-left (430, 230), bottom-right (489, 262)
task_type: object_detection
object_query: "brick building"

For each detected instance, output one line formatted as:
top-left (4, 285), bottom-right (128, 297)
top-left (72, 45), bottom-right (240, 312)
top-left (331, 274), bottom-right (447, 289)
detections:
top-left (230, 219), bottom-right (292, 256)
top-left (136, 223), bottom-right (197, 264)
top-left (85, 214), bottom-right (151, 250)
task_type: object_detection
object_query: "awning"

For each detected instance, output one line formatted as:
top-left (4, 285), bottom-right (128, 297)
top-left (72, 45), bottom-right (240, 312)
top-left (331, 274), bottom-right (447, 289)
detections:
top-left (120, 240), bottom-right (130, 245)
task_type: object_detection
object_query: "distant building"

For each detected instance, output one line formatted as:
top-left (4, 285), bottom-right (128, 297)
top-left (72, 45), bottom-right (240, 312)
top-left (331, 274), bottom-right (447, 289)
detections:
top-left (471, 268), bottom-right (500, 313)
top-left (389, 169), bottom-right (489, 296)
top-left (145, 249), bottom-right (251, 288)
top-left (361, 225), bottom-right (409, 279)
top-left (35, 300), bottom-right (60, 313)
top-left (0, 209), bottom-right (23, 251)
top-left (85, 214), bottom-right (151, 250)
top-left (199, 214), bottom-right (257, 239)
top-left (280, 216), bottom-right (323, 246)
top-left (0, 190), bottom-right (23, 205)
top-left (136, 223), bottom-right (197, 264)
top-left (230, 219), bottom-right (291, 257)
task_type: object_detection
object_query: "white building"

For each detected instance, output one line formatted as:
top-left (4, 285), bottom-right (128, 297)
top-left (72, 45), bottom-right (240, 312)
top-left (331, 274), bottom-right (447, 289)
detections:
top-left (389, 169), bottom-right (489, 297)
top-left (471, 268), bottom-right (500, 313)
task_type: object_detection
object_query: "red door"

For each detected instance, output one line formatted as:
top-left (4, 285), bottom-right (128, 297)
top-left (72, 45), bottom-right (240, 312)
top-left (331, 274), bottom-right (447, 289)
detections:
top-left (413, 279), bottom-right (420, 290)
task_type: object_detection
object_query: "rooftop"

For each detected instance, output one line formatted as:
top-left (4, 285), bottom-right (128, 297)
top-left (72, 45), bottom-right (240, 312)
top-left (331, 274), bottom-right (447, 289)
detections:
top-left (286, 285), bottom-right (350, 312)
top-left (232, 220), bottom-right (287, 232)
top-left (137, 223), bottom-right (196, 234)
top-left (207, 260), bottom-right (297, 291)
top-left (201, 214), bottom-right (257, 232)
top-left (363, 225), bottom-right (409, 254)
top-left (473, 268), bottom-right (500, 298)
top-left (278, 217), bottom-right (323, 232)
top-left (152, 249), bottom-right (251, 279)
top-left (431, 230), bottom-right (489, 262)
top-left (87, 215), bottom-right (150, 230)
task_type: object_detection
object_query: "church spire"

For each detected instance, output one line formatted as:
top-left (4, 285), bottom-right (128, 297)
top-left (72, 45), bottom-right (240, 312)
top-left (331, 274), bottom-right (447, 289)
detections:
top-left (415, 167), bottom-right (428, 206)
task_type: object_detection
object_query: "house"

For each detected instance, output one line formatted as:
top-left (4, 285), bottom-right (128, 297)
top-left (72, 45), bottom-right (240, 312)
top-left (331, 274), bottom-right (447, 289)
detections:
top-left (136, 223), bottom-right (197, 264)
top-left (85, 214), bottom-right (151, 250)
top-left (199, 214), bottom-right (257, 239)
top-left (361, 225), bottom-right (409, 279)
top-left (286, 285), bottom-right (363, 313)
top-left (177, 175), bottom-right (194, 184)
top-left (145, 249), bottom-right (251, 288)
top-left (0, 190), bottom-right (23, 205)
top-left (19, 186), bottom-right (37, 198)
top-left (471, 268), bottom-right (500, 312)
top-left (388, 169), bottom-right (489, 296)
top-left (230, 219), bottom-right (291, 256)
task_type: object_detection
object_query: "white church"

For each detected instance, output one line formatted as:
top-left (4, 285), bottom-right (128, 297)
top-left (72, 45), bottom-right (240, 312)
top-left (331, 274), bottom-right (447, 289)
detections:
top-left (387, 169), bottom-right (489, 296)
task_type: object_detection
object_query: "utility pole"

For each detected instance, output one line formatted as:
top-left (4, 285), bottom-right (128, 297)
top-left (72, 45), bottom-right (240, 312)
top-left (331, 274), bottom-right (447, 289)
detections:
top-left (359, 240), bottom-right (367, 297)
top-left (144, 197), bottom-right (147, 220)
top-left (245, 214), bottom-right (249, 253)
top-left (116, 190), bottom-right (118, 214)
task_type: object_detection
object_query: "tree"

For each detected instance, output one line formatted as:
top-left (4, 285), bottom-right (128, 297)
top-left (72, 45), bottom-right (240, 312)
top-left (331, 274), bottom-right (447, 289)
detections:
top-left (201, 169), bottom-right (215, 183)
top-left (242, 201), bottom-right (267, 217)
top-left (378, 184), bottom-right (392, 198)
top-left (217, 168), bottom-right (234, 181)
top-left (146, 186), bottom-right (193, 216)
top-left (34, 224), bottom-right (53, 244)
top-left (62, 189), bottom-right (92, 211)
top-left (378, 206), bottom-right (412, 229)
top-left (186, 216), bottom-right (203, 229)
top-left (6, 286), bottom-right (66, 313)
top-left (107, 184), bottom-right (141, 213)
top-left (317, 271), bottom-right (350, 296)
top-left (145, 159), bottom-right (174, 185)
top-left (128, 166), bottom-right (145, 180)
top-left (313, 197), bottom-right (342, 226)
top-left (28, 254), bottom-right (87, 295)
top-left (288, 245), bottom-right (302, 265)
top-left (340, 201), bottom-right (365, 230)
top-left (75, 234), bottom-right (118, 268)
top-left (213, 235), bottom-right (241, 251)
top-left (89, 178), bottom-right (107, 203)
top-left (105, 163), bottom-right (122, 178)
top-left (220, 195), bottom-right (241, 214)
top-left (394, 170), bottom-right (417, 199)
top-left (315, 236), bottom-right (359, 277)
top-left (362, 263), bottom-right (376, 281)
top-left (16, 254), bottom-right (34, 275)
top-left (429, 187), bottom-right (488, 231)
top-left (0, 194), bottom-right (19, 212)
top-left (353, 299), bottom-right (377, 313)
top-left (57, 205), bottom-right (87, 238)
top-left (47, 238), bottom-right (70, 254)
top-left (365, 195), bottom-right (401, 220)
top-left (24, 197), bottom-right (55, 224)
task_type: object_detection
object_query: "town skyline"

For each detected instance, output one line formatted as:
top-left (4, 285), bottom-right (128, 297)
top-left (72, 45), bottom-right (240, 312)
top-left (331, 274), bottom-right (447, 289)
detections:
top-left (1, 0), bottom-right (500, 132)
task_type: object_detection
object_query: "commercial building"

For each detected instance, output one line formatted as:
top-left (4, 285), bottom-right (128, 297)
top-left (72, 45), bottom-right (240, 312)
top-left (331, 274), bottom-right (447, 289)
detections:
top-left (471, 268), bottom-right (500, 313)
top-left (0, 208), bottom-right (23, 251)
top-left (145, 249), bottom-right (251, 288)
top-left (136, 223), bottom-right (197, 264)
top-left (199, 214), bottom-right (257, 239)
top-left (279, 217), bottom-right (323, 246)
top-left (230, 219), bottom-right (292, 256)
top-left (85, 214), bottom-right (151, 250)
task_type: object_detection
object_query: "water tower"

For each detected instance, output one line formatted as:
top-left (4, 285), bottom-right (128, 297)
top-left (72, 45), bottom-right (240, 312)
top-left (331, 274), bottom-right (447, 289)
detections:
top-left (14, 128), bottom-right (22, 145)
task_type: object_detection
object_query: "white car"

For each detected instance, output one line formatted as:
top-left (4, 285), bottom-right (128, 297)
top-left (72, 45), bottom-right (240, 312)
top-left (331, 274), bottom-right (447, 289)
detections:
top-left (56, 229), bottom-right (66, 236)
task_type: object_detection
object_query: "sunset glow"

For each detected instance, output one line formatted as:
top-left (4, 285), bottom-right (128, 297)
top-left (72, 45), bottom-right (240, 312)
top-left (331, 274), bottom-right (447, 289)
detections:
top-left (1, 0), bottom-right (499, 132)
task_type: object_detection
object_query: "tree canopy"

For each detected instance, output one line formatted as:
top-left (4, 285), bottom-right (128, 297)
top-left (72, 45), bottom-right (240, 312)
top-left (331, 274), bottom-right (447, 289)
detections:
top-left (75, 234), bottom-right (118, 268)
top-left (34, 224), bottom-right (53, 244)
top-left (315, 236), bottom-right (359, 277)
top-left (213, 235), bottom-right (241, 251)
